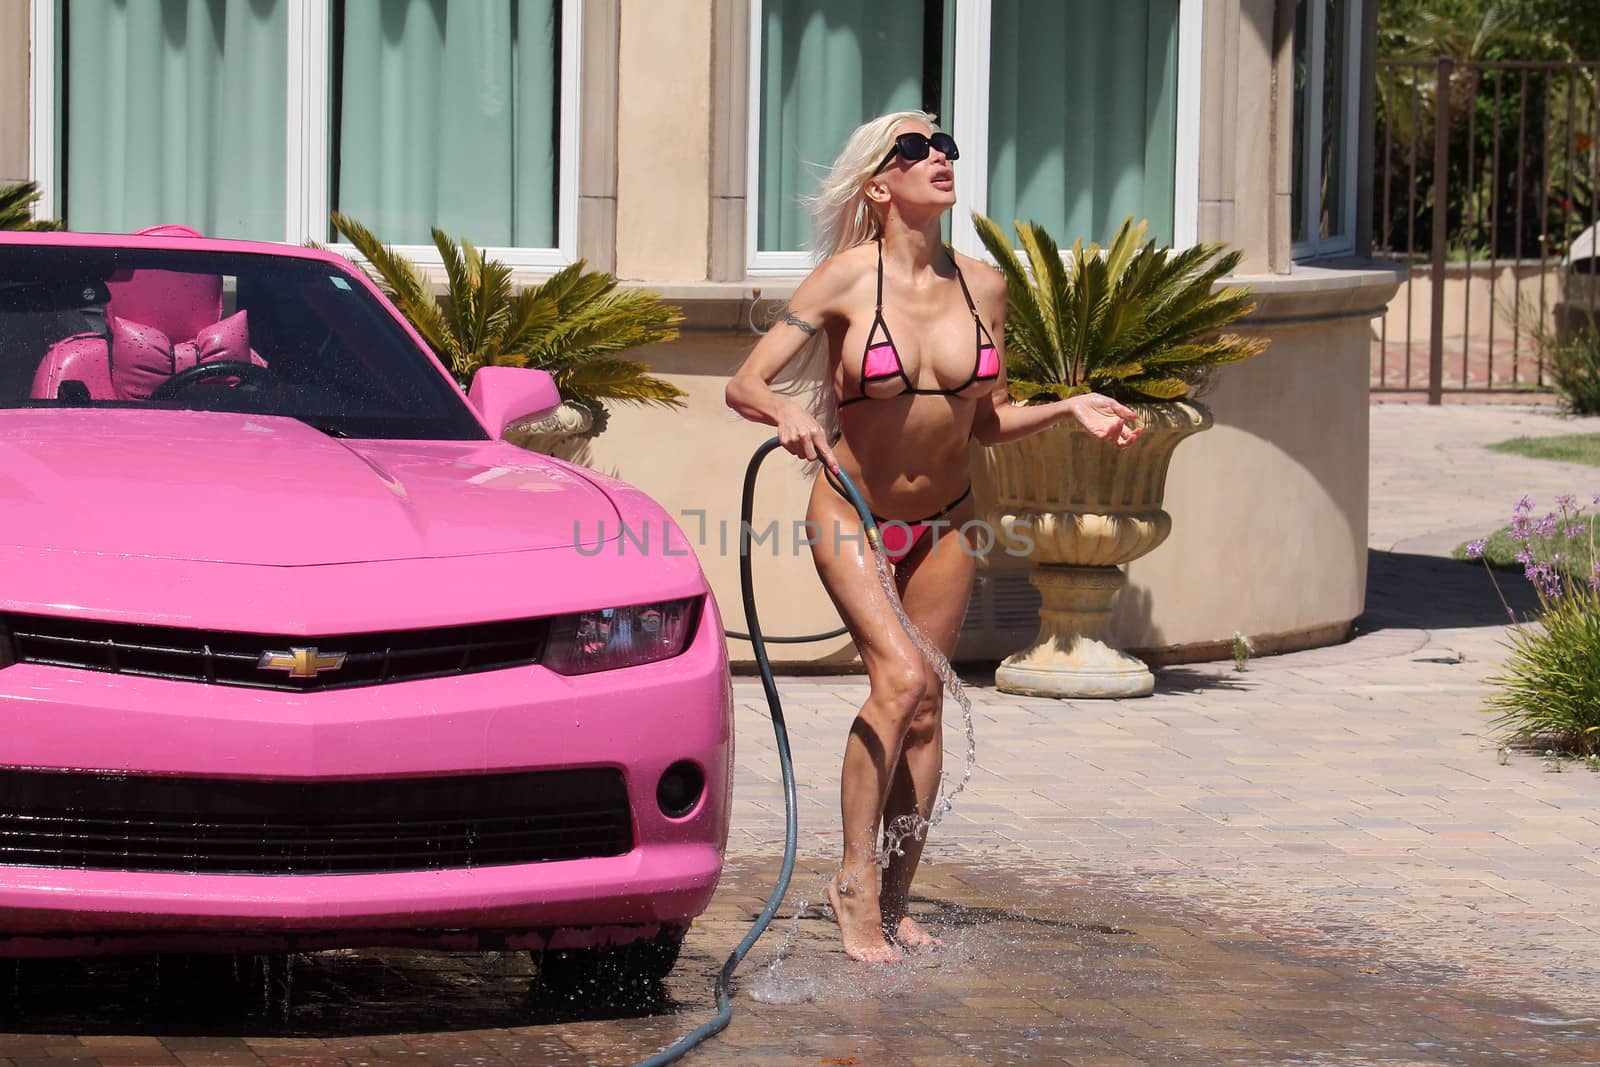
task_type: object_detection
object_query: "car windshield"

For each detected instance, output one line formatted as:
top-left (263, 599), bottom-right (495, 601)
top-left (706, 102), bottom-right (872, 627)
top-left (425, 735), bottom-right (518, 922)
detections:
top-left (0, 244), bottom-right (486, 441)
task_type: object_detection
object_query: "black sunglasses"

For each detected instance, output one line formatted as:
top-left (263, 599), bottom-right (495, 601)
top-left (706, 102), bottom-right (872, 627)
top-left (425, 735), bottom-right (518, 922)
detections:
top-left (872, 131), bottom-right (959, 176)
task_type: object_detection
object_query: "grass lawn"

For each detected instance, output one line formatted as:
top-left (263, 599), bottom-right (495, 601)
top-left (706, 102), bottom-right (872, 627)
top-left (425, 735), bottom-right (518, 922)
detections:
top-left (1487, 433), bottom-right (1600, 467)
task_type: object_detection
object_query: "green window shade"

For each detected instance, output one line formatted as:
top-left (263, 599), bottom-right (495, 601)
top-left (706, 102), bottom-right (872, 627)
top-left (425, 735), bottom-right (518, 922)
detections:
top-left (987, 0), bottom-right (1179, 246)
top-left (758, 0), bottom-right (934, 253)
top-left (63, 0), bottom-right (288, 240)
top-left (333, 0), bottom-right (559, 248)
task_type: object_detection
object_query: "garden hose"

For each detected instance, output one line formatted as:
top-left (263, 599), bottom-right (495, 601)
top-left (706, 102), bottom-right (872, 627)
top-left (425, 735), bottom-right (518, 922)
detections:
top-left (632, 437), bottom-right (877, 1066)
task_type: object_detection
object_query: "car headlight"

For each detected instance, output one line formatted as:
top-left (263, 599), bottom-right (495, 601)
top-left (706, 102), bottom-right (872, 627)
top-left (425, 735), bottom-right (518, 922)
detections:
top-left (542, 597), bottom-right (700, 675)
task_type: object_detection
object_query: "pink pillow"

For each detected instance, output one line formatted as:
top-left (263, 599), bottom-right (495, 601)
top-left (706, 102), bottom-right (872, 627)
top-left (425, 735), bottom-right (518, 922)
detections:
top-left (110, 310), bottom-right (252, 400)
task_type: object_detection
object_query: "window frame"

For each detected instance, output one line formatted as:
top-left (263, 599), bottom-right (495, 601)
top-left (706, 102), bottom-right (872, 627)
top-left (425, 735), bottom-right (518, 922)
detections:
top-left (29, 0), bottom-right (582, 269)
top-left (744, 0), bottom-right (1202, 276)
top-left (1291, 0), bottom-right (1362, 260)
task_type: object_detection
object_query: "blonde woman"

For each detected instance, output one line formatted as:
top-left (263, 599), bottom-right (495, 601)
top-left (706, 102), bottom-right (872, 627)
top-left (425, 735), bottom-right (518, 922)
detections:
top-left (726, 111), bottom-right (1140, 963)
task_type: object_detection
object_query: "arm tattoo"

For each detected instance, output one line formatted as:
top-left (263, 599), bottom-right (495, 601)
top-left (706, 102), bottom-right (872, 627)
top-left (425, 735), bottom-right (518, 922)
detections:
top-left (782, 312), bottom-right (817, 337)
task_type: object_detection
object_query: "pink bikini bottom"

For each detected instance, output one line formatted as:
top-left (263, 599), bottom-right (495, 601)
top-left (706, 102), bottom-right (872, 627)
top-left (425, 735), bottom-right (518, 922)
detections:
top-left (831, 481), bottom-right (973, 565)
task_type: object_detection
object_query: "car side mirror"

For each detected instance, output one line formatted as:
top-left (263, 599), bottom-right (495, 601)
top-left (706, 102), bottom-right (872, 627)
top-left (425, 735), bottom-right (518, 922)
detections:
top-left (467, 366), bottom-right (561, 437)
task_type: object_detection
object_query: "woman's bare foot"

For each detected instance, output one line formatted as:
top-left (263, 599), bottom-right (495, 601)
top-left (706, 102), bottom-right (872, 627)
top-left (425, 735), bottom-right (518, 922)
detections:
top-left (825, 875), bottom-right (901, 964)
top-left (892, 915), bottom-right (944, 953)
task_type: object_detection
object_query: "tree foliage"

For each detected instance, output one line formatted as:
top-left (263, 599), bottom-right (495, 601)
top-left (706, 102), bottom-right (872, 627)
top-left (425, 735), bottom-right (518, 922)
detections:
top-left (1375, 2), bottom-right (1600, 262)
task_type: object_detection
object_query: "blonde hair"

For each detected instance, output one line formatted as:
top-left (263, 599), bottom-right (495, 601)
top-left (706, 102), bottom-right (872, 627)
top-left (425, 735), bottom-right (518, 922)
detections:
top-left (770, 111), bottom-right (940, 463)
top-left (805, 110), bottom-right (939, 263)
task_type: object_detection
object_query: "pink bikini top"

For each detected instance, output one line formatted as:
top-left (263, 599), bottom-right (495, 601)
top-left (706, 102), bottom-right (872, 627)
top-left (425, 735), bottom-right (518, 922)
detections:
top-left (838, 240), bottom-right (1001, 408)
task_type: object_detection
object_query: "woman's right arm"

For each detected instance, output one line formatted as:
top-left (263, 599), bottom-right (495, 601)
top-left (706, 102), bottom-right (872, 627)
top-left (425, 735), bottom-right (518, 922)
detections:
top-left (724, 259), bottom-right (854, 471)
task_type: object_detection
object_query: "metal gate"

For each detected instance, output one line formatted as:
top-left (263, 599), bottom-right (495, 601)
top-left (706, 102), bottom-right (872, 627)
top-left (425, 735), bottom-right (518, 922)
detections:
top-left (1373, 59), bottom-right (1600, 401)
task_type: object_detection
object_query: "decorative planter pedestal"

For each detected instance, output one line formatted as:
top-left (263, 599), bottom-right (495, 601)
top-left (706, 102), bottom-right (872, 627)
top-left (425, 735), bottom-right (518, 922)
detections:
top-left (984, 401), bottom-right (1213, 698)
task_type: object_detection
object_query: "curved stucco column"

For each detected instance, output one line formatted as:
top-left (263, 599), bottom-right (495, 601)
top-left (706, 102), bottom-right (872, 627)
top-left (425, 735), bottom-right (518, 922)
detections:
top-left (1111, 264), bottom-right (1404, 662)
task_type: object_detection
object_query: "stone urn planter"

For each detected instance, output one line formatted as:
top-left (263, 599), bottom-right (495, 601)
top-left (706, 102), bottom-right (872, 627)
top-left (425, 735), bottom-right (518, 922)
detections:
top-left (984, 400), bottom-right (1213, 698)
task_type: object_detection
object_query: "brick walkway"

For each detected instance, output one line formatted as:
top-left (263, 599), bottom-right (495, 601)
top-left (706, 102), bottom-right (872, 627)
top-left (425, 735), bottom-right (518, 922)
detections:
top-left (3, 403), bottom-right (1600, 1065)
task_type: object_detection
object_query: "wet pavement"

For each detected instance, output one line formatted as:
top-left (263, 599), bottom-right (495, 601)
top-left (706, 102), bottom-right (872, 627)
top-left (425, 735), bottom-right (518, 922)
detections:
top-left (4, 856), bottom-right (1599, 1066)
top-left (4, 404), bottom-right (1600, 1065)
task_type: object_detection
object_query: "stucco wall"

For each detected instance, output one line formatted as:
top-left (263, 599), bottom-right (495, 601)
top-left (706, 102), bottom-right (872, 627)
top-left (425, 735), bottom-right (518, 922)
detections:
top-left (0, 0), bottom-right (29, 186)
top-left (614, 0), bottom-right (711, 281)
top-left (1114, 269), bottom-right (1396, 659)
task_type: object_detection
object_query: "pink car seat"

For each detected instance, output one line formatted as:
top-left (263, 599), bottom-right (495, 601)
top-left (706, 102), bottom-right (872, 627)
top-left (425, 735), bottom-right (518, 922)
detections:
top-left (31, 225), bottom-right (265, 402)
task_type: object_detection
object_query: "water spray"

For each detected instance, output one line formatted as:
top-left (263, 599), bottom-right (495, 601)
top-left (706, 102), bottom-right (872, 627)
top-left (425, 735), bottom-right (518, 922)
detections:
top-left (633, 437), bottom-right (976, 1064)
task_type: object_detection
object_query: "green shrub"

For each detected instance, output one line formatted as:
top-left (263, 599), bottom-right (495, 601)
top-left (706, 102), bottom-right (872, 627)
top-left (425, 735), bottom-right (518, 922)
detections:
top-left (1486, 585), bottom-right (1600, 756)
top-left (1470, 493), bottom-right (1600, 755)
top-left (1547, 326), bottom-right (1600, 416)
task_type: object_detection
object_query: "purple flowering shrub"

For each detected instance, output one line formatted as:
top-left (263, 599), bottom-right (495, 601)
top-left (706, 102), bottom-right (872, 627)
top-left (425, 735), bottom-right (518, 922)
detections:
top-left (1468, 493), bottom-right (1600, 755)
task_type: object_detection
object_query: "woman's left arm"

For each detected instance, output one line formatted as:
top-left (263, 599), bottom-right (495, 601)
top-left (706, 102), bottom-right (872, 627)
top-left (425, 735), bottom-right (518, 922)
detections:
top-left (965, 263), bottom-right (1142, 448)
top-left (972, 390), bottom-right (1141, 447)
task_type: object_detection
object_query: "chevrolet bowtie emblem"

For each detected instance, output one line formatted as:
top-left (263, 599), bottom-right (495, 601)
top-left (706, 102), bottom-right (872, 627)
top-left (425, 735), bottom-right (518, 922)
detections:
top-left (258, 647), bottom-right (347, 678)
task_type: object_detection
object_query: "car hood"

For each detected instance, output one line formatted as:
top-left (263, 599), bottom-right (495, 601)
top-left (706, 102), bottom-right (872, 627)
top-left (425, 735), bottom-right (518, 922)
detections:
top-left (0, 410), bottom-right (621, 565)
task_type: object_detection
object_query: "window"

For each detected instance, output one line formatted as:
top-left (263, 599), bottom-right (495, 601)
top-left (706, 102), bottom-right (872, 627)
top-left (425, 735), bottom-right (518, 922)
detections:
top-left (31, 0), bottom-right (580, 267)
top-left (57, 0), bottom-right (290, 242)
top-left (1291, 0), bottom-right (1361, 258)
top-left (748, 0), bottom-right (1200, 274)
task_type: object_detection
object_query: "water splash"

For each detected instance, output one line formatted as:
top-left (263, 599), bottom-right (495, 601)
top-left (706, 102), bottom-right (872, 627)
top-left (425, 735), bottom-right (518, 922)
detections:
top-left (757, 543), bottom-right (978, 991)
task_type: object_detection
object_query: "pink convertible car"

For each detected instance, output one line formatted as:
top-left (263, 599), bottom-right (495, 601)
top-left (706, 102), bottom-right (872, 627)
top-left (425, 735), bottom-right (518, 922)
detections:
top-left (0, 227), bottom-right (732, 981)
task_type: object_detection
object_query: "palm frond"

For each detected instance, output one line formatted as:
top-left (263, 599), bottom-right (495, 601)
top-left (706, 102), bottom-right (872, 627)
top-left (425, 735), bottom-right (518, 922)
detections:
top-left (497, 285), bottom-right (563, 355)
top-left (972, 212), bottom-right (1268, 401)
top-left (557, 358), bottom-right (687, 408)
top-left (330, 213), bottom-right (459, 363)
top-left (331, 213), bottom-right (685, 437)
top-left (432, 228), bottom-right (474, 353)
top-left (1006, 379), bottom-right (1091, 403)
top-left (973, 213), bottom-right (1058, 380)
top-left (522, 292), bottom-right (682, 370)
top-left (0, 181), bottom-right (62, 230)
top-left (1128, 377), bottom-right (1192, 400)
top-left (1070, 240), bottom-right (1110, 383)
top-left (1017, 222), bottom-right (1071, 380)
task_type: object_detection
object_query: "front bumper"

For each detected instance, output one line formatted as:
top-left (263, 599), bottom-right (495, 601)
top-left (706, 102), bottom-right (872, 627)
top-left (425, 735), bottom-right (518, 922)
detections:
top-left (0, 600), bottom-right (733, 955)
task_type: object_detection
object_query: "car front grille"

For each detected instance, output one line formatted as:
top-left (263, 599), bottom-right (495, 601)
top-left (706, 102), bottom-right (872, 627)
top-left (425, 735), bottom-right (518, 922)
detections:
top-left (0, 768), bottom-right (633, 875)
top-left (2, 613), bottom-right (546, 691)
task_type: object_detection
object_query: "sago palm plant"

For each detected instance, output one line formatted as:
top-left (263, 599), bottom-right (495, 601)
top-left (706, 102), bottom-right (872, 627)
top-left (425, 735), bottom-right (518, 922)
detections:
top-left (0, 180), bottom-right (62, 231)
top-left (971, 213), bottom-right (1267, 403)
top-left (331, 213), bottom-right (684, 438)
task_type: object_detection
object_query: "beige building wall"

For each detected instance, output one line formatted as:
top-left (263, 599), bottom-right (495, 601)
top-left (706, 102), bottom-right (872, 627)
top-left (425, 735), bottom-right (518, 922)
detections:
top-left (1115, 268), bottom-right (1396, 659)
top-left (1, 0), bottom-right (30, 186)
top-left (614, 0), bottom-right (712, 282)
top-left (1376, 264), bottom-right (1562, 349)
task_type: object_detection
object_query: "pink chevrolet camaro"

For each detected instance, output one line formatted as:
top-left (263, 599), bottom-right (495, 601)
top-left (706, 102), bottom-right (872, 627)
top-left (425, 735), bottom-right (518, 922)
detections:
top-left (0, 227), bottom-right (732, 982)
